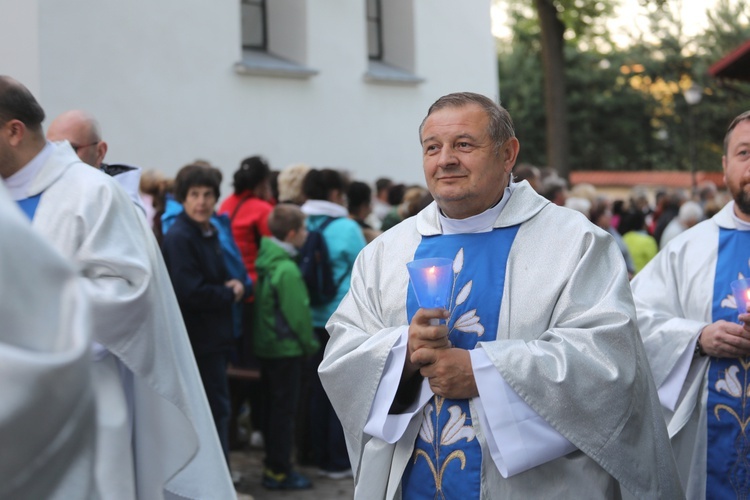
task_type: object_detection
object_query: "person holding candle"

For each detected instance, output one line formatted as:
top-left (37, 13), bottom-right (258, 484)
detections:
top-left (318, 92), bottom-right (681, 498)
top-left (631, 110), bottom-right (750, 499)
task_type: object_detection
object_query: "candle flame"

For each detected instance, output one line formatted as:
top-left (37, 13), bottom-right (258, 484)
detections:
top-left (745, 289), bottom-right (750, 302)
top-left (428, 266), bottom-right (436, 275)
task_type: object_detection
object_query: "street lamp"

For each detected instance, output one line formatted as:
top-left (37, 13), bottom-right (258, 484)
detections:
top-left (683, 82), bottom-right (703, 194)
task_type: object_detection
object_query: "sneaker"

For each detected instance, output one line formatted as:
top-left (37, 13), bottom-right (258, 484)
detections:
top-left (262, 469), bottom-right (312, 490)
top-left (318, 468), bottom-right (354, 480)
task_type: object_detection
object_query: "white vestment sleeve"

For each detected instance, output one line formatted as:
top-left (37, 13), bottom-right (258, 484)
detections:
top-left (364, 327), bottom-right (434, 444)
top-left (657, 332), bottom-right (701, 411)
top-left (470, 348), bottom-right (577, 477)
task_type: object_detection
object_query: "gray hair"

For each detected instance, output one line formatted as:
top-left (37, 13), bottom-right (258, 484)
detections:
top-left (678, 201), bottom-right (703, 225)
top-left (419, 92), bottom-right (515, 155)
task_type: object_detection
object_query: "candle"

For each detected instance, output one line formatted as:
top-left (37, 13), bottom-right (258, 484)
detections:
top-left (407, 258), bottom-right (453, 309)
top-left (426, 265), bottom-right (438, 299)
top-left (731, 277), bottom-right (750, 320)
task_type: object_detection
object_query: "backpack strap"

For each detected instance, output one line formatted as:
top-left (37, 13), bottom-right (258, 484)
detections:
top-left (229, 195), bottom-right (251, 222)
top-left (318, 216), bottom-right (337, 231)
top-left (271, 284), bottom-right (298, 342)
top-left (316, 216), bottom-right (347, 291)
top-left (230, 195), bottom-right (263, 249)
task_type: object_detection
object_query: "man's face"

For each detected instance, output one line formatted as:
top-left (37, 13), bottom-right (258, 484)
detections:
top-left (421, 104), bottom-right (518, 219)
top-left (183, 186), bottom-right (217, 228)
top-left (723, 120), bottom-right (750, 221)
top-left (46, 117), bottom-right (104, 167)
top-left (290, 225), bottom-right (308, 249)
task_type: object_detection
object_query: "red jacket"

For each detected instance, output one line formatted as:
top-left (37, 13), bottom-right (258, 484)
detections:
top-left (218, 193), bottom-right (273, 283)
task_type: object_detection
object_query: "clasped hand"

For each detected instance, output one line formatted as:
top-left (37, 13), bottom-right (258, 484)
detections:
top-left (699, 316), bottom-right (750, 358)
top-left (405, 308), bottom-right (478, 399)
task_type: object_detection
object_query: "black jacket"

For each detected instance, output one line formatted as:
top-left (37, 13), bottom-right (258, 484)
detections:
top-left (162, 211), bottom-right (234, 355)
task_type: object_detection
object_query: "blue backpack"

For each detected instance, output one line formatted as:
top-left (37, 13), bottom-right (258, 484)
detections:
top-left (299, 217), bottom-right (341, 306)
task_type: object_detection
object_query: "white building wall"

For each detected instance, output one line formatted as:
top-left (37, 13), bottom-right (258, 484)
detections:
top-left (7, 0), bottom-right (497, 192)
top-left (0, 0), bottom-right (41, 95)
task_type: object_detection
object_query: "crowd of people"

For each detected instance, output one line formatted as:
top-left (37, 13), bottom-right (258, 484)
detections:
top-left (4, 73), bottom-right (750, 500)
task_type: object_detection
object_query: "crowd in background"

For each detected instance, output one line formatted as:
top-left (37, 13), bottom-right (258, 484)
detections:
top-left (136, 154), bottom-right (730, 491)
top-left (139, 159), bottom-right (440, 490)
top-left (513, 163), bottom-right (726, 278)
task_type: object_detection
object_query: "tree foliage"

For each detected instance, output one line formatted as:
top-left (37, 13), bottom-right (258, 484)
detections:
top-left (497, 0), bottom-right (750, 174)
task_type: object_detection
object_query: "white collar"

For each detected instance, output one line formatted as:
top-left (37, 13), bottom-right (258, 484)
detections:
top-left (438, 182), bottom-right (515, 235)
top-left (4, 141), bottom-right (55, 200)
top-left (300, 199), bottom-right (349, 218)
top-left (270, 236), bottom-right (298, 257)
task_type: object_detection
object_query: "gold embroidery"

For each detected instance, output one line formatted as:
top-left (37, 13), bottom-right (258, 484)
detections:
top-left (414, 396), bottom-right (476, 496)
top-left (714, 360), bottom-right (750, 434)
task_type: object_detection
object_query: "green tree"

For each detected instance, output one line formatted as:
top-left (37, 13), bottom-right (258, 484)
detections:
top-left (529, 0), bottom-right (616, 178)
top-left (498, 0), bottom-right (750, 176)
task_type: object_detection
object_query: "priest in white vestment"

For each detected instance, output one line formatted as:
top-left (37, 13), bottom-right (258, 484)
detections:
top-left (319, 92), bottom-right (683, 499)
top-left (0, 183), bottom-right (96, 499)
top-left (632, 110), bottom-right (750, 499)
top-left (0, 76), bottom-right (235, 499)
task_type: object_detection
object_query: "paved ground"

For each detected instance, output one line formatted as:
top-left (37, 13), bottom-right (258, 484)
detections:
top-left (232, 447), bottom-right (354, 499)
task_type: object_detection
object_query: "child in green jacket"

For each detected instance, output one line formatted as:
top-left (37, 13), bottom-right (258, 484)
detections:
top-left (252, 204), bottom-right (319, 490)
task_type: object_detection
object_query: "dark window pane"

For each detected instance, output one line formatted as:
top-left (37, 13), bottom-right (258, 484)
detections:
top-left (367, 0), bottom-right (379, 18)
top-left (242, 0), bottom-right (266, 50)
top-left (367, 21), bottom-right (381, 59)
top-left (366, 0), bottom-right (382, 60)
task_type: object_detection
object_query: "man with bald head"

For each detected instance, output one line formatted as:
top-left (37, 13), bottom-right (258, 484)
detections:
top-left (0, 75), bottom-right (235, 498)
top-left (47, 109), bottom-right (145, 213)
top-left (47, 109), bottom-right (107, 167)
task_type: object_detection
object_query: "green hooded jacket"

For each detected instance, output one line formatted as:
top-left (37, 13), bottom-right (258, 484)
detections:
top-left (252, 237), bottom-right (319, 358)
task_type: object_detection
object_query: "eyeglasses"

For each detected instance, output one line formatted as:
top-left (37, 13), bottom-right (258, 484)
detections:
top-left (70, 141), bottom-right (99, 152)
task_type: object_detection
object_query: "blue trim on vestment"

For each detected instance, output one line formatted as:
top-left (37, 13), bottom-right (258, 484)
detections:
top-left (15, 193), bottom-right (42, 220)
top-left (402, 226), bottom-right (520, 499)
top-left (706, 228), bottom-right (750, 499)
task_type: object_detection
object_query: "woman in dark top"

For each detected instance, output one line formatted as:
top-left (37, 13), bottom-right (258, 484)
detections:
top-left (161, 164), bottom-right (246, 462)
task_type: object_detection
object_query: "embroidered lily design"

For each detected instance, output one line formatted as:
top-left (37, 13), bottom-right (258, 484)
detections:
top-left (716, 365), bottom-right (743, 398)
top-left (419, 405), bottom-right (435, 443)
top-left (410, 246), bottom-right (486, 496)
top-left (447, 248), bottom-right (485, 337)
top-left (415, 397), bottom-right (476, 498)
top-left (714, 362), bottom-right (750, 434)
top-left (441, 406), bottom-right (476, 445)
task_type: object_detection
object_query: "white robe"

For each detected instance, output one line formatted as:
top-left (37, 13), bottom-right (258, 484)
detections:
top-left (630, 201), bottom-right (741, 499)
top-left (0, 183), bottom-right (96, 499)
top-left (10, 143), bottom-right (235, 499)
top-left (319, 182), bottom-right (683, 499)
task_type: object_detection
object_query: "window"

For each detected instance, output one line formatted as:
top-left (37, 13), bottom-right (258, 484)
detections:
top-left (364, 0), bottom-right (423, 84)
top-left (241, 0), bottom-right (267, 51)
top-left (367, 0), bottom-right (383, 61)
top-left (236, 0), bottom-right (317, 79)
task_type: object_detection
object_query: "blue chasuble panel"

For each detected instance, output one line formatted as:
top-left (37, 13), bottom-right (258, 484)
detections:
top-left (402, 226), bottom-right (519, 499)
top-left (15, 193), bottom-right (42, 220)
top-left (707, 228), bottom-right (750, 499)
